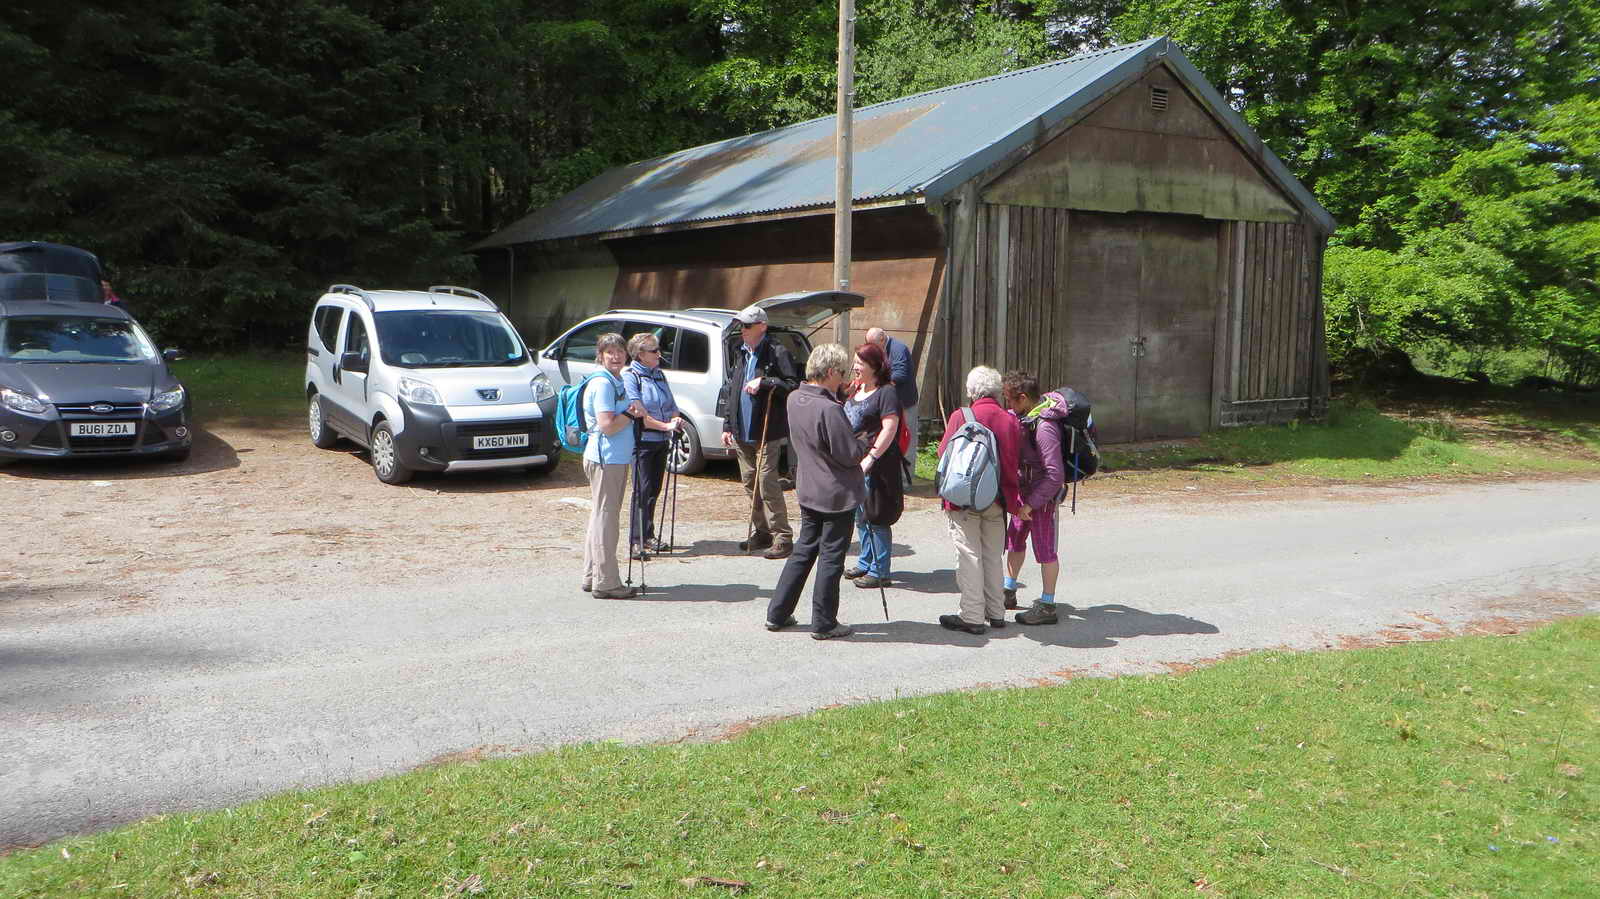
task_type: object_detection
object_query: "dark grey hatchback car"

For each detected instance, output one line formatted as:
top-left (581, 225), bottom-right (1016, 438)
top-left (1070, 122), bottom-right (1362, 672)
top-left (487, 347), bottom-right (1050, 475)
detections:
top-left (0, 299), bottom-right (192, 465)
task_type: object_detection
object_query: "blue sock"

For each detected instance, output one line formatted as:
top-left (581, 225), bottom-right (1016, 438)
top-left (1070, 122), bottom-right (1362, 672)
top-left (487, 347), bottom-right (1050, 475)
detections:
top-left (1040, 592), bottom-right (1056, 606)
top-left (1004, 576), bottom-right (1018, 590)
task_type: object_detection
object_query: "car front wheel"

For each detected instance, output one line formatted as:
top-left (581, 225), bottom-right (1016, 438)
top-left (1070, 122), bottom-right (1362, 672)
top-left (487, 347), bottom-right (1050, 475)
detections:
top-left (667, 420), bottom-right (706, 475)
top-left (370, 422), bottom-right (413, 484)
top-left (308, 394), bottom-right (339, 449)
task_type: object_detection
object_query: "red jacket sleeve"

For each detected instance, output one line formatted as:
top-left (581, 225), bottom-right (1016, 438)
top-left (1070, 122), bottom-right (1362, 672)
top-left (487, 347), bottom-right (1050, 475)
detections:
top-left (990, 406), bottom-right (1024, 514)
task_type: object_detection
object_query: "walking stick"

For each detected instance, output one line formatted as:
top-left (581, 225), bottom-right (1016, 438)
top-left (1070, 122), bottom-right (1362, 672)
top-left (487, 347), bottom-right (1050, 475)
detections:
top-left (868, 526), bottom-right (889, 620)
top-left (745, 388), bottom-right (775, 554)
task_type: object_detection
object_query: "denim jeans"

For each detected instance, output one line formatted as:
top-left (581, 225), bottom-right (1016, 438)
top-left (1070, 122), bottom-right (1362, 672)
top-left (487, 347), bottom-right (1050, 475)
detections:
top-left (854, 508), bottom-right (891, 578)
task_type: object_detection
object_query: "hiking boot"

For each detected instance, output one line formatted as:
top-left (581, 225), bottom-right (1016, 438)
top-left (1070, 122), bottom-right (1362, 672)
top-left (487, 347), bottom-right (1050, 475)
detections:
top-left (763, 542), bottom-right (793, 560)
top-left (855, 575), bottom-right (891, 588)
top-left (738, 532), bottom-right (773, 552)
top-left (844, 566), bottom-right (867, 579)
top-left (580, 578), bottom-right (592, 592)
top-left (1003, 587), bottom-right (1019, 610)
top-left (811, 624), bottom-right (853, 640)
top-left (645, 538), bottom-right (670, 553)
top-left (938, 613), bottom-right (987, 635)
top-left (1015, 601), bottom-right (1058, 625)
top-left (987, 617), bottom-right (1007, 629)
top-left (592, 585), bottom-right (641, 599)
top-left (765, 615), bottom-right (798, 632)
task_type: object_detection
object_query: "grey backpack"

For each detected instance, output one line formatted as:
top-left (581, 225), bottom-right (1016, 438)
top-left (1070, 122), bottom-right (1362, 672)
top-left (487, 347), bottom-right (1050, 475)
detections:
top-left (936, 407), bottom-right (1000, 510)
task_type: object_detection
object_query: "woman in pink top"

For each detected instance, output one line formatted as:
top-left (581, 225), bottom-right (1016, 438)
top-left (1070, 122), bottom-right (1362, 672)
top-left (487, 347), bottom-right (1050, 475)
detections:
top-left (935, 366), bottom-right (1023, 635)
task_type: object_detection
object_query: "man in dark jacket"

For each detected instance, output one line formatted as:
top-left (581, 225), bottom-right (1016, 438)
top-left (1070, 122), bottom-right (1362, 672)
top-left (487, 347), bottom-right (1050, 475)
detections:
top-left (719, 304), bottom-right (800, 558)
top-left (867, 327), bottom-right (918, 482)
top-left (765, 343), bottom-right (867, 639)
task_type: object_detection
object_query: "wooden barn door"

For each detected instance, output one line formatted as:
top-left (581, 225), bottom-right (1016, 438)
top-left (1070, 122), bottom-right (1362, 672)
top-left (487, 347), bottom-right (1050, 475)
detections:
top-left (1061, 211), bottom-right (1218, 442)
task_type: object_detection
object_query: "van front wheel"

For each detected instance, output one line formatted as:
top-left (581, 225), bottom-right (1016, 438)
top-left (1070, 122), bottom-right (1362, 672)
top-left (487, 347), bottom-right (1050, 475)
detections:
top-left (370, 422), bottom-right (413, 484)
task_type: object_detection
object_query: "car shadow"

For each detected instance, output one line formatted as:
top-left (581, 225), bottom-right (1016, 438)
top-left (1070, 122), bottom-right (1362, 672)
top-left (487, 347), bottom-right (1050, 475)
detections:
top-left (0, 426), bottom-right (240, 480)
top-left (1018, 603), bottom-right (1221, 649)
top-left (363, 452), bottom-right (585, 495)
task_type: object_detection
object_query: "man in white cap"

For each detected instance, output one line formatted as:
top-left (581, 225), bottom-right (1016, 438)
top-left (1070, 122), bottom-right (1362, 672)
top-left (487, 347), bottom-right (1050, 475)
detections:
top-left (719, 303), bottom-right (801, 558)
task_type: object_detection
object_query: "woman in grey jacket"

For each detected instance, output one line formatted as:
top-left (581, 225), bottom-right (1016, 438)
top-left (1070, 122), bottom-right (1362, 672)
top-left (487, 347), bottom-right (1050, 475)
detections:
top-left (764, 344), bottom-right (868, 640)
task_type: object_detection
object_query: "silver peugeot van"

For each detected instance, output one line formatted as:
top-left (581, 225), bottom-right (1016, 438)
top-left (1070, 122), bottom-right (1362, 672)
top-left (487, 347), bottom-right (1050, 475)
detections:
top-left (304, 284), bottom-right (559, 484)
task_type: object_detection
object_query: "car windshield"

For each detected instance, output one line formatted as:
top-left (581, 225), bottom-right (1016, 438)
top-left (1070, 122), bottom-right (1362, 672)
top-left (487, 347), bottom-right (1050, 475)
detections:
top-left (0, 315), bottom-right (156, 362)
top-left (373, 310), bottom-right (527, 368)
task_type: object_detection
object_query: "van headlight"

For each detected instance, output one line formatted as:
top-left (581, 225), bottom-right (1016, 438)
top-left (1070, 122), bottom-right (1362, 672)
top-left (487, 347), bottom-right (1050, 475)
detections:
top-left (1, 386), bottom-right (47, 414)
top-left (149, 386), bottom-right (185, 413)
top-left (531, 372), bottom-right (555, 402)
top-left (398, 377), bottom-right (443, 405)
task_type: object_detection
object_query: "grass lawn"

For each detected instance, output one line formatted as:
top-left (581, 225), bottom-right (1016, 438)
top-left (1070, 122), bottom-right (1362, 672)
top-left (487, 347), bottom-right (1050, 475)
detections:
top-left (3, 619), bottom-right (1593, 896)
top-left (171, 352), bottom-right (305, 427)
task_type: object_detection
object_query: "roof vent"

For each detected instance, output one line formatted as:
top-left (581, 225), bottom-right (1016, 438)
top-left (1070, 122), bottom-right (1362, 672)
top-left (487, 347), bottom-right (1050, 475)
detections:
top-left (1150, 86), bottom-right (1169, 112)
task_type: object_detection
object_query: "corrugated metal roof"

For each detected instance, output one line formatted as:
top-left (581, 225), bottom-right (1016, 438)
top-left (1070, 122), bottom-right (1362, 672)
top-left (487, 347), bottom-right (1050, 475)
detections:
top-left (475, 37), bottom-right (1332, 249)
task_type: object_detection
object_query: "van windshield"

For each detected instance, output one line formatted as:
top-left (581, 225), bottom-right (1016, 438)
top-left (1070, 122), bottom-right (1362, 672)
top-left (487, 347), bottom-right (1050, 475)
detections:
top-left (373, 310), bottom-right (527, 368)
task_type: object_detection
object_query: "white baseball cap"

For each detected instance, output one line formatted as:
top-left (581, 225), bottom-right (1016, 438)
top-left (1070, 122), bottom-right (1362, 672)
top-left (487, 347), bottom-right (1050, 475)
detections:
top-left (733, 304), bottom-right (767, 325)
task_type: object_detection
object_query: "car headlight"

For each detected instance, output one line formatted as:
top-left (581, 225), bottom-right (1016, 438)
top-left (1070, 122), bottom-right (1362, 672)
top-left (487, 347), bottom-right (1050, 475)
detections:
top-left (149, 386), bottom-right (185, 413)
top-left (398, 376), bottom-right (443, 405)
top-left (531, 372), bottom-right (555, 402)
top-left (1, 386), bottom-right (47, 414)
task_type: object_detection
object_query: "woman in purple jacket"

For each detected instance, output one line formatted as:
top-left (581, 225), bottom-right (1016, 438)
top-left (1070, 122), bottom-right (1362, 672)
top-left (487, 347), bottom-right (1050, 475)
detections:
top-left (1002, 371), bottom-right (1068, 625)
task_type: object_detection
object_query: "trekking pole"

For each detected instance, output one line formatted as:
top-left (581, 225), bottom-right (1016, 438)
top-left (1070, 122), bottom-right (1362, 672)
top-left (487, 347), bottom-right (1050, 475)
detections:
top-left (668, 429), bottom-right (681, 550)
top-left (626, 448), bottom-right (643, 587)
top-left (745, 389), bottom-right (775, 554)
top-left (655, 428), bottom-right (678, 553)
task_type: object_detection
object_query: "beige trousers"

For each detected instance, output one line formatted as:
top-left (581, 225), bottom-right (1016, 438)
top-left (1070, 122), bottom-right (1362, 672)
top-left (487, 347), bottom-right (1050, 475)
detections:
top-left (583, 460), bottom-right (628, 591)
top-left (946, 505), bottom-right (1007, 626)
top-left (734, 437), bottom-right (791, 543)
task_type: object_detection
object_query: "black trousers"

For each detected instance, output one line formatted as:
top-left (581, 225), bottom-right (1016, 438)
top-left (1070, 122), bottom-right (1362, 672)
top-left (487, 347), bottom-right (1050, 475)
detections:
top-left (766, 505), bottom-right (854, 633)
top-left (630, 440), bottom-right (669, 543)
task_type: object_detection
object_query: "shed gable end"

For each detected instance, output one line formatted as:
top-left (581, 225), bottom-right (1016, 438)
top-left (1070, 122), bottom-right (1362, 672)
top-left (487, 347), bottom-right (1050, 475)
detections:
top-left (981, 66), bottom-right (1299, 223)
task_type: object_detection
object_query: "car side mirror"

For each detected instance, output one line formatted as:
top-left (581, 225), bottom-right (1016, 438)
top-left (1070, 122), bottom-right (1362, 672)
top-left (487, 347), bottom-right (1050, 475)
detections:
top-left (340, 351), bottom-right (369, 374)
top-left (162, 348), bottom-right (185, 362)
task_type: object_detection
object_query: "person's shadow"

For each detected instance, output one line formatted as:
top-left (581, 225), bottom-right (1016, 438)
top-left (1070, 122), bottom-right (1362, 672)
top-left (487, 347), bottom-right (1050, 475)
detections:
top-left (1020, 603), bottom-right (1220, 649)
top-left (626, 582), bottom-right (760, 603)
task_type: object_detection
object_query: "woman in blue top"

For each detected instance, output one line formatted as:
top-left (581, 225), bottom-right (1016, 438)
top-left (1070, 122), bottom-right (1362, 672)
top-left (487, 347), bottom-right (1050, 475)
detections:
top-left (583, 333), bottom-right (647, 598)
top-left (623, 331), bottom-right (685, 554)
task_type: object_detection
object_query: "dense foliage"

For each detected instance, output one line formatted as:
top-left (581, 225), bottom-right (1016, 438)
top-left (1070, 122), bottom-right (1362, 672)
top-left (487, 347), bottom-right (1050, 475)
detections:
top-left (3, 1), bottom-right (1597, 381)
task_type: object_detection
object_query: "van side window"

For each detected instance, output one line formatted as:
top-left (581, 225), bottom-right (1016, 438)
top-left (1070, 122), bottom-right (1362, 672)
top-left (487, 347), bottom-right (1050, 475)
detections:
top-left (314, 305), bottom-right (344, 351)
top-left (560, 320), bottom-right (612, 362)
top-left (674, 329), bottom-right (709, 373)
top-left (344, 314), bottom-right (370, 360)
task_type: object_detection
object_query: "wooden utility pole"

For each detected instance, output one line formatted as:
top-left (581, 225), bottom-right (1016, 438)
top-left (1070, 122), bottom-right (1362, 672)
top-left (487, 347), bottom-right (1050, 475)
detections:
top-left (832, 0), bottom-right (855, 344)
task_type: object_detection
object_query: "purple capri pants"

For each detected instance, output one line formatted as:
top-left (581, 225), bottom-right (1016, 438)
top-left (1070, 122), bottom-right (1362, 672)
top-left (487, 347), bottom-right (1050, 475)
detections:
top-left (1005, 502), bottom-right (1059, 564)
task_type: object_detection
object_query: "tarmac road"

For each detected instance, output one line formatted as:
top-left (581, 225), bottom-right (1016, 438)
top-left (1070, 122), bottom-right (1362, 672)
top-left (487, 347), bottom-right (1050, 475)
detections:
top-left (3, 477), bottom-right (1597, 847)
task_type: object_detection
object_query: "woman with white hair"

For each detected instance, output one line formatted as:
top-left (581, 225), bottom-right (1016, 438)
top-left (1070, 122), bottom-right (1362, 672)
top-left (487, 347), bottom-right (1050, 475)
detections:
top-left (935, 365), bottom-right (1024, 634)
top-left (765, 343), bottom-right (869, 640)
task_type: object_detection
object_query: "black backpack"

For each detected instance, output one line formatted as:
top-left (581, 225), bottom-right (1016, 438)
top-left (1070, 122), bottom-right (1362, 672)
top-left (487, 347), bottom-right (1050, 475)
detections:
top-left (1022, 387), bottom-right (1100, 512)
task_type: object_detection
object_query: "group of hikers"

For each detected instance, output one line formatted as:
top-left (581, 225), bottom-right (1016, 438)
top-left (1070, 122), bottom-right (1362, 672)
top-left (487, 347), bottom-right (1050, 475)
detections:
top-left (578, 303), bottom-right (1092, 640)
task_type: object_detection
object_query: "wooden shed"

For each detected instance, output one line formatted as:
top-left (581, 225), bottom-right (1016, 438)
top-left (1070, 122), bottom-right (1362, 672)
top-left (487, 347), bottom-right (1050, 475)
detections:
top-left (474, 37), bottom-right (1335, 443)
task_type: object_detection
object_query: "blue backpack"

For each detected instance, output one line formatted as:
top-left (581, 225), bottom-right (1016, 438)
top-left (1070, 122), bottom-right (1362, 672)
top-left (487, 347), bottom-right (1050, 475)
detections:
top-left (557, 371), bottom-right (623, 454)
